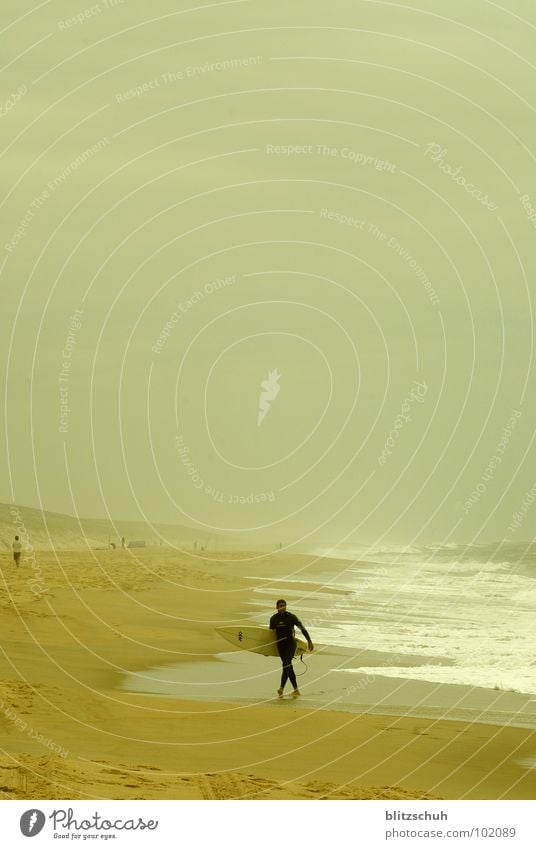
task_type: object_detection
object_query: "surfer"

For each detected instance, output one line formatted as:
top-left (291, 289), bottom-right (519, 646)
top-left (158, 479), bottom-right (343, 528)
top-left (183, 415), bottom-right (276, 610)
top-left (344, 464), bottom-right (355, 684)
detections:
top-left (269, 599), bottom-right (314, 698)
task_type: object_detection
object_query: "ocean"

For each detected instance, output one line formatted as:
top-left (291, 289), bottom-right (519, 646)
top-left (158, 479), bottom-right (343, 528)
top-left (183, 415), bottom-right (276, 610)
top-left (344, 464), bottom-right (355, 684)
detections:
top-left (255, 542), bottom-right (536, 697)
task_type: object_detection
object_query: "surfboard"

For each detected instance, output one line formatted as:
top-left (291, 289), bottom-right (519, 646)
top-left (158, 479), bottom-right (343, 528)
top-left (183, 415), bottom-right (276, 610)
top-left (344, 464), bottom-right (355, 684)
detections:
top-left (216, 625), bottom-right (308, 658)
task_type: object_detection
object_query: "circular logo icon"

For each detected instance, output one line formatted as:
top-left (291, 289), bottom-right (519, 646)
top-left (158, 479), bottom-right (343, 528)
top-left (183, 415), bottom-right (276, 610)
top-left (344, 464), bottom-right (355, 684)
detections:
top-left (20, 810), bottom-right (46, 837)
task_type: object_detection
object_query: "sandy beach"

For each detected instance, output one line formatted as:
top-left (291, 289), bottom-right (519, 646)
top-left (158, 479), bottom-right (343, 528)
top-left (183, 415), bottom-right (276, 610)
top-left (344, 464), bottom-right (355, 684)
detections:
top-left (0, 547), bottom-right (534, 801)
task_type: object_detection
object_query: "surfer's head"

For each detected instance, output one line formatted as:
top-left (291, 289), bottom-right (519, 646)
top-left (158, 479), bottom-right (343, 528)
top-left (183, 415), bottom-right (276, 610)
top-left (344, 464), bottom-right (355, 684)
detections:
top-left (276, 599), bottom-right (287, 610)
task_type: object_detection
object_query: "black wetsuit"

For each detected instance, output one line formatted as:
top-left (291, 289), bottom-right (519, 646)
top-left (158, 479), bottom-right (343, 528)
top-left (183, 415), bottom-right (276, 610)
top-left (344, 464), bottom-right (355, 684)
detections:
top-left (269, 611), bottom-right (311, 690)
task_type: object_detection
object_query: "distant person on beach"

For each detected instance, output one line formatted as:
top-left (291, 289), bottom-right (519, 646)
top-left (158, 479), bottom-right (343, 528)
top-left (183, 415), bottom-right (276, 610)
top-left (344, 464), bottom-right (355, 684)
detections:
top-left (269, 599), bottom-right (313, 699)
top-left (121, 536), bottom-right (126, 549)
top-left (12, 536), bottom-right (22, 567)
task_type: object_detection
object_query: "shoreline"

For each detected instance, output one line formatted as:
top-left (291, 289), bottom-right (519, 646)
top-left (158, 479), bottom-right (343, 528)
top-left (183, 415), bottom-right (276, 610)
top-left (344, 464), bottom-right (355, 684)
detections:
top-left (0, 548), bottom-right (534, 799)
top-left (120, 648), bottom-right (536, 731)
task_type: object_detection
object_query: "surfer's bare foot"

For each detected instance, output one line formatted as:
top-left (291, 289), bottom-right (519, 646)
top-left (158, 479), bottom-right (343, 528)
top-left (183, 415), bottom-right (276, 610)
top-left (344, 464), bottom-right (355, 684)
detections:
top-left (292, 689), bottom-right (300, 698)
top-left (277, 688), bottom-right (284, 698)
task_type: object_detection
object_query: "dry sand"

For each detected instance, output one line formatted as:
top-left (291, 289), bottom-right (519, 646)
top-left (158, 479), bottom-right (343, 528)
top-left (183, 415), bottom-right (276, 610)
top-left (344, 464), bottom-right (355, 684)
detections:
top-left (0, 548), bottom-right (534, 800)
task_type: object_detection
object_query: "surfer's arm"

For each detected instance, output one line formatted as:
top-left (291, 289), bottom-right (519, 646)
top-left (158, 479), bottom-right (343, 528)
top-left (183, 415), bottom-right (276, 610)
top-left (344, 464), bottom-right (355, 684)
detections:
top-left (294, 617), bottom-right (314, 651)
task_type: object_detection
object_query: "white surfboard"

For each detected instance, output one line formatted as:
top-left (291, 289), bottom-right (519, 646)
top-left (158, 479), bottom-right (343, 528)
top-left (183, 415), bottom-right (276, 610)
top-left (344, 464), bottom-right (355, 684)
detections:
top-left (216, 625), bottom-right (308, 657)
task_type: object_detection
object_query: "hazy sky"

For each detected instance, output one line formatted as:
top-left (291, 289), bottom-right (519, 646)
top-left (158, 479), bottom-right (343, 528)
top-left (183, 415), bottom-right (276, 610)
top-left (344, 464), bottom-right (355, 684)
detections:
top-left (1, 0), bottom-right (535, 546)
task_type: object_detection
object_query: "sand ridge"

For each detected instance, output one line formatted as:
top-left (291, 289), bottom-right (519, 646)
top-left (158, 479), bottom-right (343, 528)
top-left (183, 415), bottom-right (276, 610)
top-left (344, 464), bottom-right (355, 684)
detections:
top-left (0, 753), bottom-right (443, 800)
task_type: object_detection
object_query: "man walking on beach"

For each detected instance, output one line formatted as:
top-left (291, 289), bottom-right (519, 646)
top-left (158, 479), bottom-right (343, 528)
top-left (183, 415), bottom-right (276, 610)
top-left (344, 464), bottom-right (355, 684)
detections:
top-left (12, 535), bottom-right (22, 568)
top-left (269, 599), bottom-right (313, 698)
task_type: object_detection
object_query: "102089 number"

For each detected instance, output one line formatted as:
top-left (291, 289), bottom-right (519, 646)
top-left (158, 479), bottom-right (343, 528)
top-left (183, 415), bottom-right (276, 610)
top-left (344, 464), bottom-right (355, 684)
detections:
top-left (474, 827), bottom-right (516, 837)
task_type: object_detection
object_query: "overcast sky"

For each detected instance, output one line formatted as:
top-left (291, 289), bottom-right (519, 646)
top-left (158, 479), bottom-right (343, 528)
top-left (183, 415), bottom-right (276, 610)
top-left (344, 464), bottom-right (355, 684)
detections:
top-left (1, 0), bottom-right (535, 547)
